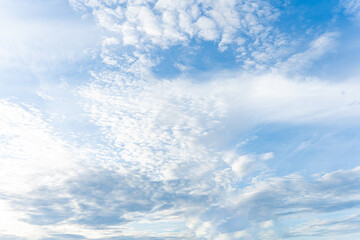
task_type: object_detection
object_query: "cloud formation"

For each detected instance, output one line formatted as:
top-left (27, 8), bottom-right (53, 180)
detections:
top-left (69, 0), bottom-right (289, 69)
top-left (71, 69), bottom-right (360, 238)
top-left (1, 0), bottom-right (360, 239)
top-left (3, 65), bottom-right (360, 239)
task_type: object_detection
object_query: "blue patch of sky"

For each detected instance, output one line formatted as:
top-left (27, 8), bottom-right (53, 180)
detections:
top-left (44, 234), bottom-right (86, 240)
top-left (239, 123), bottom-right (360, 176)
top-left (0, 54), bottom-right (105, 145)
top-left (0, 0), bottom-right (85, 21)
top-left (152, 40), bottom-right (240, 79)
top-left (0, 56), bottom-right (99, 101)
top-left (0, 68), bottom-right (39, 100)
top-left (276, 0), bottom-right (339, 44)
top-left (305, 21), bottom-right (360, 80)
top-left (275, 0), bottom-right (360, 80)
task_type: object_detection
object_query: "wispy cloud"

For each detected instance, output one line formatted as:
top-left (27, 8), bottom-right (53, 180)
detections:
top-left (275, 32), bottom-right (339, 74)
top-left (0, 100), bottom-right (88, 239)
top-left (341, 0), bottom-right (360, 21)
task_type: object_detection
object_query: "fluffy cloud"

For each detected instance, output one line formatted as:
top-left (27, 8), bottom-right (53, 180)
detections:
top-left (69, 0), bottom-right (286, 68)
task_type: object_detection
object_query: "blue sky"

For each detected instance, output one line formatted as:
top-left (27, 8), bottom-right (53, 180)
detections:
top-left (1, 0), bottom-right (360, 239)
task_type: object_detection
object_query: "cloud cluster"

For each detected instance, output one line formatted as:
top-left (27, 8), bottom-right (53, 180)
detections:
top-left (69, 68), bottom-right (360, 238)
top-left (4, 64), bottom-right (360, 239)
top-left (214, 167), bottom-right (360, 239)
top-left (69, 0), bottom-right (288, 69)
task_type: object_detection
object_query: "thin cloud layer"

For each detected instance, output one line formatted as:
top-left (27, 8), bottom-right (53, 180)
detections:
top-left (0, 100), bottom-right (85, 239)
top-left (341, 0), bottom-right (360, 21)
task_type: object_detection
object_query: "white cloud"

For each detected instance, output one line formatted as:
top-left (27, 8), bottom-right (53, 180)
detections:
top-left (79, 73), bottom-right (226, 183)
top-left (289, 214), bottom-right (360, 238)
top-left (231, 155), bottom-right (257, 179)
top-left (0, 199), bottom-right (45, 240)
top-left (0, 99), bottom-right (92, 239)
top-left (195, 16), bottom-right (219, 41)
top-left (214, 230), bottom-right (250, 240)
top-left (341, 0), bottom-right (360, 21)
top-left (1, 66), bottom-right (360, 239)
top-left (0, 100), bottom-right (83, 194)
top-left (68, 67), bottom-right (360, 238)
top-left (2, 64), bottom-right (358, 238)
top-left (275, 32), bottom-right (339, 73)
top-left (2, 1), bottom-right (360, 239)
top-left (67, 0), bottom-right (344, 75)
top-left (78, 67), bottom-right (360, 187)
top-left (69, 0), bottom-right (286, 68)
top-left (260, 152), bottom-right (274, 161)
top-left (213, 166), bottom-right (360, 238)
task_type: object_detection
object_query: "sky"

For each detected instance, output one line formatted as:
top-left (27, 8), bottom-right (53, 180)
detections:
top-left (1, 0), bottom-right (360, 239)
